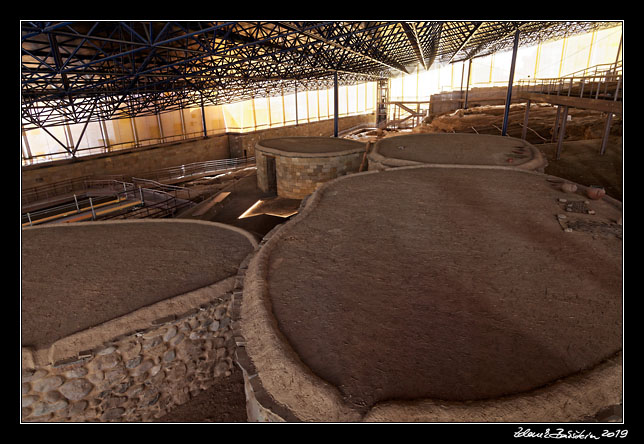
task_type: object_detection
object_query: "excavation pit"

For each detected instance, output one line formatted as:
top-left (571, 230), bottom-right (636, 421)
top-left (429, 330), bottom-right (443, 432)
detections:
top-left (367, 133), bottom-right (548, 172)
top-left (234, 164), bottom-right (622, 422)
top-left (255, 137), bottom-right (366, 199)
top-left (21, 219), bottom-right (257, 422)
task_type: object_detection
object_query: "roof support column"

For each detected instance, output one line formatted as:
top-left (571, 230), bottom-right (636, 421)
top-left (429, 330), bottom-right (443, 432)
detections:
top-left (201, 95), bottom-right (207, 137)
top-left (333, 71), bottom-right (339, 137)
top-left (464, 59), bottom-right (472, 109)
top-left (502, 28), bottom-right (520, 136)
top-left (179, 106), bottom-right (187, 140)
top-left (295, 84), bottom-right (299, 126)
top-left (555, 105), bottom-right (569, 160)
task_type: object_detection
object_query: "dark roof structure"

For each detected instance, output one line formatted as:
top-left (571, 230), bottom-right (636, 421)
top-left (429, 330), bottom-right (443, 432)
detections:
top-left (21, 21), bottom-right (619, 129)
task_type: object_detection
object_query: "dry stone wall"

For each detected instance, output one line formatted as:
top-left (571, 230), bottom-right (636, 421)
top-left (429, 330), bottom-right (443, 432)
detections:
top-left (21, 290), bottom-right (237, 422)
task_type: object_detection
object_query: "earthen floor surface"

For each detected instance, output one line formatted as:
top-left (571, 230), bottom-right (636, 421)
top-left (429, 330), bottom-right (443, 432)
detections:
top-left (258, 136), bottom-right (365, 154)
top-left (373, 133), bottom-right (542, 168)
top-left (21, 220), bottom-right (255, 350)
top-left (245, 165), bottom-right (622, 415)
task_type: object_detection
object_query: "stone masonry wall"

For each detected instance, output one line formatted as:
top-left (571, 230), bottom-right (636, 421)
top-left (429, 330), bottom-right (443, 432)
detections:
top-left (255, 151), bottom-right (270, 194)
top-left (275, 153), bottom-right (363, 199)
top-left (21, 289), bottom-right (237, 422)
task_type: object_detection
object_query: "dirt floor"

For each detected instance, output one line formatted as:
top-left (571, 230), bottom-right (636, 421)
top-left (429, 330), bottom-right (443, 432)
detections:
top-left (258, 136), bottom-right (364, 154)
top-left (21, 221), bottom-right (255, 350)
top-left (155, 364), bottom-right (248, 423)
top-left (256, 166), bottom-right (622, 413)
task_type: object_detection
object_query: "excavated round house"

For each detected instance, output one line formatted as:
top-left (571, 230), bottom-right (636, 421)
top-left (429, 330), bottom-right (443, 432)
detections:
top-left (21, 219), bottom-right (257, 422)
top-left (234, 164), bottom-right (622, 422)
top-left (367, 133), bottom-right (548, 172)
top-left (255, 136), bottom-right (366, 199)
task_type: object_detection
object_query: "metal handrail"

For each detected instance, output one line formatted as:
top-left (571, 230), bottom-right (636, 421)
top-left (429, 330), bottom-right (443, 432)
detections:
top-left (102, 187), bottom-right (193, 220)
top-left (22, 156), bottom-right (255, 207)
top-left (133, 156), bottom-right (255, 183)
top-left (515, 62), bottom-right (622, 102)
top-left (131, 177), bottom-right (191, 199)
top-left (21, 194), bottom-right (119, 226)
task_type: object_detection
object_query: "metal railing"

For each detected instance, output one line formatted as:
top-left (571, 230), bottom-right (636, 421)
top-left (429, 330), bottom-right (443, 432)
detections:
top-left (22, 182), bottom-right (194, 226)
top-left (21, 176), bottom-right (94, 206)
top-left (515, 61), bottom-right (622, 102)
top-left (131, 156), bottom-right (255, 183)
top-left (131, 177), bottom-right (191, 199)
top-left (22, 156), bottom-right (255, 207)
top-left (21, 194), bottom-right (119, 226)
top-left (101, 187), bottom-right (193, 220)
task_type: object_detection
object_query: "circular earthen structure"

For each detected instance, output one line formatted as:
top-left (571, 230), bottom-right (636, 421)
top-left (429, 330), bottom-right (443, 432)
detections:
top-left (367, 133), bottom-right (548, 172)
top-left (234, 165), bottom-right (622, 422)
top-left (255, 137), bottom-right (366, 199)
top-left (21, 219), bottom-right (257, 422)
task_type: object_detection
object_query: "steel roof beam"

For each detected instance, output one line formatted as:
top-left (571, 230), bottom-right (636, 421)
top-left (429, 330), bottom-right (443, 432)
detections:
top-left (277, 21), bottom-right (409, 74)
top-left (401, 22), bottom-right (426, 70)
top-left (448, 22), bottom-right (483, 63)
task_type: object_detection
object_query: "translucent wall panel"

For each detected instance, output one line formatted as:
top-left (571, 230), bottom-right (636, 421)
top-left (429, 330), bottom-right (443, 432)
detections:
top-left (470, 55), bottom-right (493, 86)
top-left (390, 75), bottom-right (403, 102)
top-left (535, 38), bottom-right (565, 78)
top-left (490, 51), bottom-right (514, 85)
top-left (438, 63), bottom-right (454, 92)
top-left (223, 102), bottom-right (244, 131)
top-left (104, 118), bottom-right (135, 150)
top-left (242, 101), bottom-right (256, 132)
top-left (357, 83), bottom-right (366, 113)
top-left (340, 87), bottom-right (346, 114)
top-left (402, 68), bottom-right (418, 101)
top-left (283, 93), bottom-right (297, 125)
top-left (307, 90), bottom-right (318, 121)
top-left (514, 45), bottom-right (539, 81)
top-left (560, 31), bottom-right (595, 76)
top-left (347, 85), bottom-right (358, 115)
top-left (134, 115), bottom-right (161, 145)
top-left (365, 82), bottom-right (375, 111)
top-left (254, 97), bottom-right (270, 130)
top-left (23, 126), bottom-right (69, 162)
top-left (269, 95), bottom-right (284, 126)
top-left (204, 105), bottom-right (226, 134)
top-left (67, 121), bottom-right (104, 153)
top-left (588, 26), bottom-right (622, 67)
top-left (160, 109), bottom-right (184, 141)
top-left (318, 88), bottom-right (329, 119)
top-left (296, 91), bottom-right (308, 122)
top-left (183, 107), bottom-right (204, 136)
top-left (417, 69), bottom-right (433, 101)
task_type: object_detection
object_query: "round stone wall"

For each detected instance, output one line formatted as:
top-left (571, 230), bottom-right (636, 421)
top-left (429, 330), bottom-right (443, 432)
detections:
top-left (255, 137), bottom-right (366, 199)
